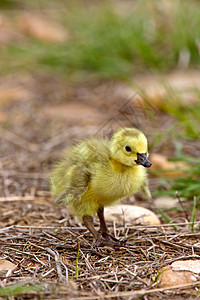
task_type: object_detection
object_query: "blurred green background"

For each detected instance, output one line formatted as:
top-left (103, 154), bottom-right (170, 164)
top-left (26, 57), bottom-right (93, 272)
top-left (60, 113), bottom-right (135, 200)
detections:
top-left (0, 0), bottom-right (199, 81)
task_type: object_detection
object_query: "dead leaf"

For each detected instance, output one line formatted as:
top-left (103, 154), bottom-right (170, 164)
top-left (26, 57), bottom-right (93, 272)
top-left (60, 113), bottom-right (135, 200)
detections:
top-left (154, 196), bottom-right (179, 209)
top-left (172, 260), bottom-right (200, 274)
top-left (150, 153), bottom-right (189, 178)
top-left (104, 205), bottom-right (160, 225)
top-left (158, 265), bottom-right (197, 288)
top-left (0, 259), bottom-right (15, 272)
top-left (17, 12), bottom-right (68, 43)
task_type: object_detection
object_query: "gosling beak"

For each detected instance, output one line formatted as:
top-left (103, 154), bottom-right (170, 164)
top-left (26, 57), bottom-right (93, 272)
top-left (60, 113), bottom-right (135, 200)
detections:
top-left (135, 153), bottom-right (152, 168)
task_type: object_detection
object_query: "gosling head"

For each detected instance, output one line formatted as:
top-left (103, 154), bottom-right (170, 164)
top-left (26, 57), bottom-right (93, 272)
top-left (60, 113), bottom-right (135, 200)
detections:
top-left (110, 127), bottom-right (152, 168)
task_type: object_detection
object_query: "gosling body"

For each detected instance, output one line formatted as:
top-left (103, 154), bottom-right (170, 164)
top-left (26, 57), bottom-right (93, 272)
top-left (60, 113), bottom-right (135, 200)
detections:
top-left (50, 127), bottom-right (152, 246)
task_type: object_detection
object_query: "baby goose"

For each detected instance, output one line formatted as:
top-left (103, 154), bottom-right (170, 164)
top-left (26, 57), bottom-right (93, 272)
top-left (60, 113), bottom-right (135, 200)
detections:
top-left (50, 127), bottom-right (152, 246)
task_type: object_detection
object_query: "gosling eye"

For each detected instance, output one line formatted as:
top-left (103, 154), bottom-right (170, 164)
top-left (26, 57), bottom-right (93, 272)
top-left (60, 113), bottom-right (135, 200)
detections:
top-left (125, 145), bottom-right (132, 152)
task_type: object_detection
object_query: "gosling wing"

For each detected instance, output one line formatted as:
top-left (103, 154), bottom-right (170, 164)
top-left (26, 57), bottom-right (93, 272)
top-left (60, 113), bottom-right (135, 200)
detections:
top-left (51, 164), bottom-right (91, 206)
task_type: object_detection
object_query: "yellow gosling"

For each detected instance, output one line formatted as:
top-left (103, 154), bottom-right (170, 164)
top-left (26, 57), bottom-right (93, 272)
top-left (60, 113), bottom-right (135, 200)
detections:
top-left (50, 127), bottom-right (152, 246)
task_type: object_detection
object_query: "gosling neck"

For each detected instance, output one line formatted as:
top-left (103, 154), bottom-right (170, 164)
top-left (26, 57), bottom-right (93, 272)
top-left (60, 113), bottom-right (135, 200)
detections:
top-left (109, 157), bottom-right (134, 172)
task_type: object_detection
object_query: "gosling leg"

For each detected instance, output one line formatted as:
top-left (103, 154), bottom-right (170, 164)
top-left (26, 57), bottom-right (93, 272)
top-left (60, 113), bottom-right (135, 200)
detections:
top-left (82, 214), bottom-right (121, 247)
top-left (82, 215), bottom-right (99, 240)
top-left (97, 207), bottom-right (108, 236)
top-left (97, 207), bottom-right (121, 243)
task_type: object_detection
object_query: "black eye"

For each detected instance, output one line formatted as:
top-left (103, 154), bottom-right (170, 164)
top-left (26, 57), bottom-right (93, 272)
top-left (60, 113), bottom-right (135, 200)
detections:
top-left (125, 145), bottom-right (132, 152)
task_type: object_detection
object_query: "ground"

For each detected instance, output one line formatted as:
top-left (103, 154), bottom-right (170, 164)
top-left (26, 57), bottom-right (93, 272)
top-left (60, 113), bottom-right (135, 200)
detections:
top-left (0, 73), bottom-right (200, 299)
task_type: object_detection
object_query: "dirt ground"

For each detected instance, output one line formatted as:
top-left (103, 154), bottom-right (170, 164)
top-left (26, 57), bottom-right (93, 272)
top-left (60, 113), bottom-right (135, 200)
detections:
top-left (0, 73), bottom-right (200, 299)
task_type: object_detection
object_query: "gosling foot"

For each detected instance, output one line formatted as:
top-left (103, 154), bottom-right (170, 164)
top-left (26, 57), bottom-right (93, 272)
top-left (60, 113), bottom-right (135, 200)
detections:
top-left (95, 236), bottom-right (123, 248)
top-left (96, 231), bottom-right (125, 248)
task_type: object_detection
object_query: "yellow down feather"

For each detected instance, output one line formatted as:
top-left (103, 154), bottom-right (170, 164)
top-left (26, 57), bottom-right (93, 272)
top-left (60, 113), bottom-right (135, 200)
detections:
top-left (50, 127), bottom-right (151, 218)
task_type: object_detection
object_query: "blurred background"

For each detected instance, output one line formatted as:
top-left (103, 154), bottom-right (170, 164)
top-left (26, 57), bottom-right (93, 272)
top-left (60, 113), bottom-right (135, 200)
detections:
top-left (0, 0), bottom-right (200, 225)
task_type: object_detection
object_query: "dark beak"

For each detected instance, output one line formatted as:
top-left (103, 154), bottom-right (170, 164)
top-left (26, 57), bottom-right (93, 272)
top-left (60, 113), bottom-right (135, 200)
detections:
top-left (135, 153), bottom-right (152, 168)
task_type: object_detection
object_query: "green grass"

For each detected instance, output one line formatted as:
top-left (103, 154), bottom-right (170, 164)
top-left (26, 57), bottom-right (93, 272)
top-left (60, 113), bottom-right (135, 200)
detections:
top-left (154, 153), bottom-right (200, 204)
top-left (152, 93), bottom-right (200, 205)
top-left (190, 196), bottom-right (197, 231)
top-left (157, 208), bottom-right (181, 230)
top-left (156, 153), bottom-right (200, 228)
top-left (0, 282), bottom-right (43, 297)
top-left (0, 0), bottom-right (200, 81)
top-left (159, 92), bottom-right (200, 140)
top-left (150, 88), bottom-right (200, 204)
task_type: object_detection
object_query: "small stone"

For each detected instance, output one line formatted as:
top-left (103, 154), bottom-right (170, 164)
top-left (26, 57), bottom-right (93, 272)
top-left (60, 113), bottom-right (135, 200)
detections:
top-left (104, 205), bottom-right (160, 225)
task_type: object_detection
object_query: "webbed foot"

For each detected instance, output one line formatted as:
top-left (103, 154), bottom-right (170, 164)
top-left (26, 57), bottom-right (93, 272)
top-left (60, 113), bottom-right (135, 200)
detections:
top-left (95, 236), bottom-right (124, 248)
top-left (97, 230), bottom-right (126, 247)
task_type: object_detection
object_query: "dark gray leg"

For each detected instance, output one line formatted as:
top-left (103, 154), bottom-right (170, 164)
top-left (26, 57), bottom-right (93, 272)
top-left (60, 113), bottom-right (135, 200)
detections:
top-left (97, 207), bottom-right (121, 243)
top-left (97, 207), bottom-right (108, 235)
top-left (83, 210), bottom-right (124, 248)
top-left (82, 215), bottom-right (100, 239)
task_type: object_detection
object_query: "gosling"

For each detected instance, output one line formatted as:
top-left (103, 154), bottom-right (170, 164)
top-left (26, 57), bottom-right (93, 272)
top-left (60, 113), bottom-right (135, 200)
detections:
top-left (50, 127), bottom-right (152, 246)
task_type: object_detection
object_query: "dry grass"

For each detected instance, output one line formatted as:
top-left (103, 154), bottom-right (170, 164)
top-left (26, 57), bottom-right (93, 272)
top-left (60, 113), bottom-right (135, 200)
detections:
top-left (1, 202), bottom-right (200, 299)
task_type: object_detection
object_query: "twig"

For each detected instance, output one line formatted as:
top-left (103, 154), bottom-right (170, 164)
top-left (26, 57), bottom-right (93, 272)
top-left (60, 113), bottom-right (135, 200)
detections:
top-left (0, 226), bottom-right (14, 232)
top-left (13, 225), bottom-right (86, 230)
top-left (153, 237), bottom-right (200, 251)
top-left (70, 281), bottom-right (200, 299)
top-left (60, 260), bottom-right (69, 283)
top-left (46, 247), bottom-right (68, 284)
top-left (0, 171), bottom-right (49, 179)
top-left (125, 268), bottom-right (148, 286)
top-left (28, 242), bottom-right (47, 251)
top-left (6, 222), bottom-right (199, 232)
top-left (127, 221), bottom-right (200, 229)
top-left (0, 196), bottom-right (49, 202)
top-left (42, 268), bottom-right (55, 278)
top-left (79, 249), bottom-right (94, 272)
top-left (33, 254), bottom-right (46, 267)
